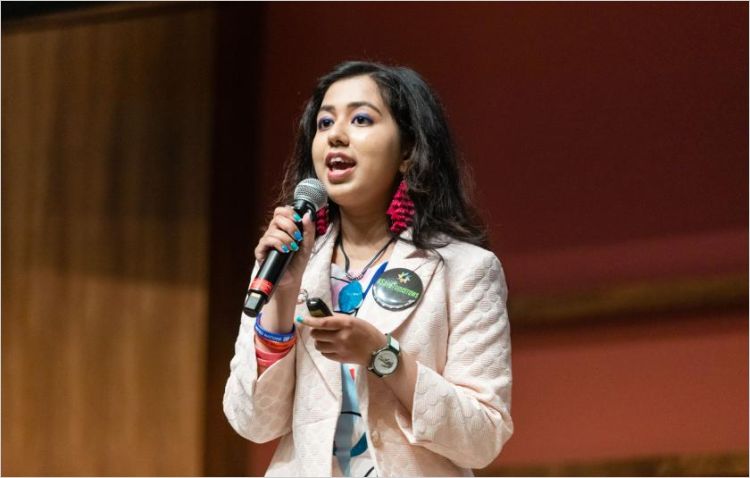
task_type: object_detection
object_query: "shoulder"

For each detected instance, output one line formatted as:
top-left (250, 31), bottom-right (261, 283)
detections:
top-left (428, 235), bottom-right (507, 293)
top-left (431, 234), bottom-right (501, 271)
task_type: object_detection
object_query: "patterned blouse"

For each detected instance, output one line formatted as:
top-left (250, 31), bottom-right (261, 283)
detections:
top-left (329, 261), bottom-right (385, 477)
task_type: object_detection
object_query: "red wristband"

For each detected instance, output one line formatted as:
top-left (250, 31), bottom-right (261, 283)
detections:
top-left (256, 347), bottom-right (292, 360)
top-left (256, 333), bottom-right (297, 352)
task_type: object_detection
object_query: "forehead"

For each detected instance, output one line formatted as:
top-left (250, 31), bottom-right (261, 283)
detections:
top-left (320, 75), bottom-right (386, 109)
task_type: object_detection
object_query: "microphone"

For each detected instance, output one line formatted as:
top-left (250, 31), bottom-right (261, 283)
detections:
top-left (243, 178), bottom-right (328, 317)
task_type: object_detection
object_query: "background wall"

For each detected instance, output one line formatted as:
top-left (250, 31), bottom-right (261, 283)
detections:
top-left (2, 4), bottom-right (214, 475)
top-left (2, 2), bottom-right (747, 476)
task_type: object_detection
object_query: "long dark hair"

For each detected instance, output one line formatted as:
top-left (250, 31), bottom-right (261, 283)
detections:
top-left (277, 60), bottom-right (490, 250)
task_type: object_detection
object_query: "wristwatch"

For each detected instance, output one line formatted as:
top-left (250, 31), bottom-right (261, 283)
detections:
top-left (368, 333), bottom-right (400, 377)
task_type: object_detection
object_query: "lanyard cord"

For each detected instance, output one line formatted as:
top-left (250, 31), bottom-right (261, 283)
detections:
top-left (362, 261), bottom-right (388, 298)
top-left (336, 233), bottom-right (395, 282)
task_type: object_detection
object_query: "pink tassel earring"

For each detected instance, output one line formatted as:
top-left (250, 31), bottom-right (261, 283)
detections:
top-left (315, 205), bottom-right (330, 236)
top-left (387, 180), bottom-right (415, 234)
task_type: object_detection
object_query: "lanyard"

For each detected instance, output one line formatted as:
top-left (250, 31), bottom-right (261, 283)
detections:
top-left (363, 261), bottom-right (389, 299)
top-left (349, 261), bottom-right (388, 317)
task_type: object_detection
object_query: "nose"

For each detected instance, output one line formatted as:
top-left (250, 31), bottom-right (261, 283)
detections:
top-left (327, 119), bottom-right (349, 147)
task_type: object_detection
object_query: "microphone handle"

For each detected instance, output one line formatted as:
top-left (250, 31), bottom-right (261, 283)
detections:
top-left (243, 199), bottom-right (316, 317)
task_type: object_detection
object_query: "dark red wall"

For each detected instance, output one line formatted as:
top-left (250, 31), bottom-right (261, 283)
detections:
top-left (253, 2), bottom-right (746, 255)
top-left (240, 2), bottom-right (747, 472)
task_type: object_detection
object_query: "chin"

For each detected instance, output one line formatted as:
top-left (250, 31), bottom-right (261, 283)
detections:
top-left (325, 182), bottom-right (362, 208)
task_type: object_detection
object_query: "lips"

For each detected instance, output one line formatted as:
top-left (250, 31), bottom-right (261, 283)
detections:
top-left (325, 153), bottom-right (357, 170)
top-left (325, 153), bottom-right (357, 183)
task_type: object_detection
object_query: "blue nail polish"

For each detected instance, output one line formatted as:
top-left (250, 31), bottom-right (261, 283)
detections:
top-left (294, 230), bottom-right (303, 241)
top-left (281, 244), bottom-right (290, 253)
top-left (290, 241), bottom-right (299, 251)
top-left (293, 213), bottom-right (302, 222)
top-left (295, 316), bottom-right (303, 323)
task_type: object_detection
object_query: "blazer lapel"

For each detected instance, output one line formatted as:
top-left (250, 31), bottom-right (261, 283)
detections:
top-left (298, 223), bottom-right (342, 400)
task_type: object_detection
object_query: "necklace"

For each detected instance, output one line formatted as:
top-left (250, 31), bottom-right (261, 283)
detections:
top-left (337, 233), bottom-right (395, 281)
top-left (335, 233), bottom-right (395, 313)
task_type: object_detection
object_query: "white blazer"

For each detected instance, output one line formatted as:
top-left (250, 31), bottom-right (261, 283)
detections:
top-left (224, 221), bottom-right (513, 476)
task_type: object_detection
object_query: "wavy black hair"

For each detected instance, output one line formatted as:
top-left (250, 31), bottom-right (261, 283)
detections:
top-left (276, 60), bottom-right (489, 250)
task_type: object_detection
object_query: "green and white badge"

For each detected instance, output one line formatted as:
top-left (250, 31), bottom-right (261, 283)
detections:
top-left (372, 268), bottom-right (423, 311)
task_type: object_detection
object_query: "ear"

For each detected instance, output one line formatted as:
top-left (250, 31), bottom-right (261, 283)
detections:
top-left (399, 149), bottom-right (412, 174)
top-left (399, 158), bottom-right (411, 174)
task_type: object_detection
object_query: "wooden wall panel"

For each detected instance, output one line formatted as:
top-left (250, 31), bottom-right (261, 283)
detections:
top-left (202, 3), bottom-right (266, 476)
top-left (2, 5), bottom-right (214, 475)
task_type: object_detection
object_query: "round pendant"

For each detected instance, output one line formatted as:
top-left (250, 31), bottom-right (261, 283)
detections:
top-left (373, 268), bottom-right (423, 311)
top-left (339, 280), bottom-right (364, 313)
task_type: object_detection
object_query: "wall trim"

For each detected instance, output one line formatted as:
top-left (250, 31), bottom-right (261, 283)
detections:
top-left (484, 451), bottom-right (749, 476)
top-left (509, 273), bottom-right (747, 327)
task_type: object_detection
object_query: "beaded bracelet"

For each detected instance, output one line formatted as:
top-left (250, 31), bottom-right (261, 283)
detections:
top-left (254, 313), bottom-right (296, 343)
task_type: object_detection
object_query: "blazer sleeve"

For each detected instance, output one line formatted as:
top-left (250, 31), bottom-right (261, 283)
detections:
top-left (395, 252), bottom-right (514, 469)
top-left (222, 262), bottom-right (297, 443)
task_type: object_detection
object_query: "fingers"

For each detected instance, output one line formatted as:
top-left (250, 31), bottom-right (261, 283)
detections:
top-left (273, 205), bottom-right (299, 223)
top-left (276, 214), bottom-right (303, 245)
top-left (310, 328), bottom-right (342, 356)
top-left (295, 314), bottom-right (345, 330)
top-left (298, 210), bottom-right (316, 257)
top-left (255, 231), bottom-right (296, 262)
top-left (313, 339), bottom-right (337, 354)
top-left (309, 328), bottom-right (338, 342)
top-left (254, 206), bottom-right (310, 262)
top-left (299, 314), bottom-right (364, 364)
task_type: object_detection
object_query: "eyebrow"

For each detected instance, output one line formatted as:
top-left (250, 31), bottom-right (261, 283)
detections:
top-left (318, 101), bottom-right (383, 116)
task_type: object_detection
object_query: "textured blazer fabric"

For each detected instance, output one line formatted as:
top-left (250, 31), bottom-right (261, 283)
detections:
top-left (224, 221), bottom-right (513, 477)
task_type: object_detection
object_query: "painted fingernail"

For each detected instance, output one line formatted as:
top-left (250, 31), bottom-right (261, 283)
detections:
top-left (281, 244), bottom-right (290, 253)
top-left (295, 316), bottom-right (304, 324)
top-left (290, 241), bottom-right (299, 251)
top-left (293, 213), bottom-right (302, 222)
top-left (294, 230), bottom-right (303, 241)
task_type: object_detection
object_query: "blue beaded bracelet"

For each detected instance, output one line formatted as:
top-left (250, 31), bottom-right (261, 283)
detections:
top-left (254, 313), bottom-right (296, 343)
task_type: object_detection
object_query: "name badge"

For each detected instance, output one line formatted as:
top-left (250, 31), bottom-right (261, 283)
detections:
top-left (373, 268), bottom-right (423, 311)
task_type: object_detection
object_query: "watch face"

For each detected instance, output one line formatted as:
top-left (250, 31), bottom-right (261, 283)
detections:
top-left (374, 349), bottom-right (399, 375)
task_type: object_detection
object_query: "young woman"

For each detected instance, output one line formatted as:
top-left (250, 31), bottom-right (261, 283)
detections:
top-left (224, 61), bottom-right (513, 477)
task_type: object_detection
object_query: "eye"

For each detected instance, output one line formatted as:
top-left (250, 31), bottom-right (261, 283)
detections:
top-left (352, 114), bottom-right (373, 126)
top-left (317, 117), bottom-right (333, 130)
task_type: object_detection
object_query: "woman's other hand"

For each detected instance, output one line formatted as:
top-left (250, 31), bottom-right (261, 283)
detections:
top-left (296, 313), bottom-right (387, 366)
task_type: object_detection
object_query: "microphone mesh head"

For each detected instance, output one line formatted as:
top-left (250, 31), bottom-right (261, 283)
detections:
top-left (294, 178), bottom-right (328, 212)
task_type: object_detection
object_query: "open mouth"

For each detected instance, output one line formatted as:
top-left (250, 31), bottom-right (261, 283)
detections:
top-left (327, 156), bottom-right (357, 170)
top-left (326, 155), bottom-right (357, 182)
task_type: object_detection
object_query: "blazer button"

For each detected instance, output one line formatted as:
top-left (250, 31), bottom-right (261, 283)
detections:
top-left (370, 430), bottom-right (381, 447)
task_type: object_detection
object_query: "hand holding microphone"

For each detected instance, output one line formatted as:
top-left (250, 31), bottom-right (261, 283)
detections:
top-left (244, 179), bottom-right (327, 317)
top-left (252, 206), bottom-right (315, 288)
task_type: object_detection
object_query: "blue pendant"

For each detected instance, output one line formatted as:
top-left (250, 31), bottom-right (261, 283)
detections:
top-left (339, 281), bottom-right (364, 313)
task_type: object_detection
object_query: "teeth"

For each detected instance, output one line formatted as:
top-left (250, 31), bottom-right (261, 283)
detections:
top-left (329, 157), bottom-right (354, 168)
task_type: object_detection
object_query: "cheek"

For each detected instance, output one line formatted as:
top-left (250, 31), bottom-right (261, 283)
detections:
top-left (357, 132), bottom-right (402, 176)
top-left (311, 136), bottom-right (327, 176)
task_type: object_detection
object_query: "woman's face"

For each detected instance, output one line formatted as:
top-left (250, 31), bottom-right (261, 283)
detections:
top-left (312, 75), bottom-right (405, 212)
